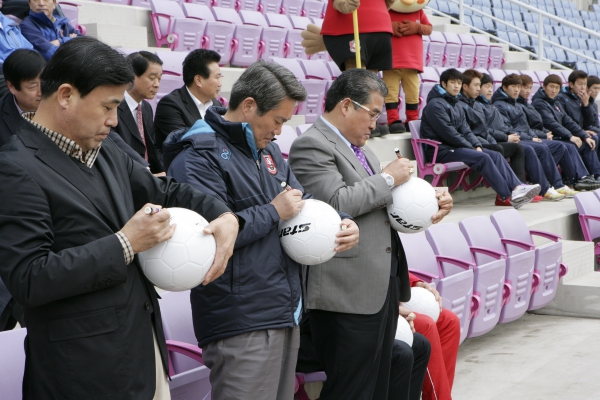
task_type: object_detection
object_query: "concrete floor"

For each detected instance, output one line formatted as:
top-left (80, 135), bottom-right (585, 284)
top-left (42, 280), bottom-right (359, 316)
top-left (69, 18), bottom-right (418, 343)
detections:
top-left (453, 313), bottom-right (600, 400)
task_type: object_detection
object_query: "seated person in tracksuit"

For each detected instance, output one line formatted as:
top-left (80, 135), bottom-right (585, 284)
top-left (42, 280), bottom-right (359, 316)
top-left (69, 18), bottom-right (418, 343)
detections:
top-left (587, 75), bottom-right (600, 156)
top-left (489, 73), bottom-right (578, 199)
top-left (420, 68), bottom-right (540, 209)
top-left (557, 70), bottom-right (600, 149)
top-left (533, 74), bottom-right (600, 185)
top-left (459, 70), bottom-right (549, 204)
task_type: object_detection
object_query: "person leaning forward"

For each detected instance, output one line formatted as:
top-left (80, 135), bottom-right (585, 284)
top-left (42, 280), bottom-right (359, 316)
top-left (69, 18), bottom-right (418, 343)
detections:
top-left (0, 37), bottom-right (241, 400)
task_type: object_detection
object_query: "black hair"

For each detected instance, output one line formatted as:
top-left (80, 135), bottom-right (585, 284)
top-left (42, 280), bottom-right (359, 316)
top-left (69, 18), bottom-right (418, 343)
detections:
top-left (324, 69), bottom-right (387, 113)
top-left (439, 68), bottom-right (463, 85)
top-left (480, 73), bottom-right (493, 86)
top-left (588, 75), bottom-right (600, 88)
top-left (182, 49), bottom-right (221, 86)
top-left (40, 37), bottom-right (134, 98)
top-left (3, 49), bottom-right (46, 91)
top-left (568, 70), bottom-right (588, 84)
top-left (126, 51), bottom-right (163, 77)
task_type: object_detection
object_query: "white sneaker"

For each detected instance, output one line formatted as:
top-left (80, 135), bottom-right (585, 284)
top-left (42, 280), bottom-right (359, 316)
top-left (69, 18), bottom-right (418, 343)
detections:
top-left (511, 184), bottom-right (541, 209)
top-left (543, 187), bottom-right (566, 201)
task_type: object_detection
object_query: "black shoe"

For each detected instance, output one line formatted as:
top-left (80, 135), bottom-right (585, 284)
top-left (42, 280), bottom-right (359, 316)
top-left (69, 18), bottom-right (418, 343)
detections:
top-left (378, 124), bottom-right (390, 136)
top-left (574, 176), bottom-right (600, 191)
top-left (389, 121), bottom-right (406, 133)
top-left (370, 126), bottom-right (382, 138)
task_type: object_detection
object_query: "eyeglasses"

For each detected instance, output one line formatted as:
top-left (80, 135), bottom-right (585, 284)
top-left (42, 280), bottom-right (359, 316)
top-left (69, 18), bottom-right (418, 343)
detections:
top-left (350, 100), bottom-right (381, 121)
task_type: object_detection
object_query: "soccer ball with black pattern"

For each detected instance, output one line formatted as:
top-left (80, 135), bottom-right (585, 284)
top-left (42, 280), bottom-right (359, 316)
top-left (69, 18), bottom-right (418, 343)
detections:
top-left (387, 177), bottom-right (438, 234)
top-left (279, 199), bottom-right (341, 265)
top-left (139, 208), bottom-right (216, 291)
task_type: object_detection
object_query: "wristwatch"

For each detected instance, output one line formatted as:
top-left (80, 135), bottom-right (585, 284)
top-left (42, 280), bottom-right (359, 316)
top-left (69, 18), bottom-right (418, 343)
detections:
top-left (381, 172), bottom-right (395, 189)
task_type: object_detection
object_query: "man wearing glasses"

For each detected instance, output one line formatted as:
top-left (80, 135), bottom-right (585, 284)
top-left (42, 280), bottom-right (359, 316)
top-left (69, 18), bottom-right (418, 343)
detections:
top-left (288, 69), bottom-right (453, 399)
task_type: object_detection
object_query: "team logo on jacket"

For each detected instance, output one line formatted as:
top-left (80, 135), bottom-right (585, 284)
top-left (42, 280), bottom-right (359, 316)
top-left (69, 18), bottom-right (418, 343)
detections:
top-left (263, 155), bottom-right (277, 175)
top-left (221, 147), bottom-right (231, 160)
top-left (349, 40), bottom-right (356, 53)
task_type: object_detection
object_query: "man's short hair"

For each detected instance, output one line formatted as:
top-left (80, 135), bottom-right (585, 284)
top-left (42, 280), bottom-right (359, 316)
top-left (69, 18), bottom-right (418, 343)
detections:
top-left (439, 68), bottom-right (463, 85)
top-left (126, 51), bottom-right (163, 77)
top-left (502, 73), bottom-right (522, 88)
top-left (3, 49), bottom-right (46, 91)
top-left (543, 74), bottom-right (563, 87)
top-left (182, 49), bottom-right (221, 86)
top-left (462, 69), bottom-right (483, 87)
top-left (588, 75), bottom-right (600, 88)
top-left (568, 70), bottom-right (588, 84)
top-left (520, 74), bottom-right (534, 86)
top-left (228, 60), bottom-right (307, 115)
top-left (480, 73), bottom-right (493, 86)
top-left (40, 37), bottom-right (134, 99)
top-left (324, 68), bottom-right (388, 113)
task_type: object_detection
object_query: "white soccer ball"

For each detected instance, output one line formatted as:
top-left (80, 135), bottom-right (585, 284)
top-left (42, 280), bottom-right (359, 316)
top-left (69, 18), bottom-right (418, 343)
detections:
top-left (387, 177), bottom-right (438, 233)
top-left (279, 199), bottom-right (342, 265)
top-left (138, 208), bottom-right (216, 292)
top-left (403, 287), bottom-right (441, 322)
top-left (395, 316), bottom-right (414, 347)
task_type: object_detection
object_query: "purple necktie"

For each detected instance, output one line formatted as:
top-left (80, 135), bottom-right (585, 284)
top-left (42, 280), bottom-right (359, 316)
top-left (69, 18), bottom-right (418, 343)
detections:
top-left (351, 144), bottom-right (373, 176)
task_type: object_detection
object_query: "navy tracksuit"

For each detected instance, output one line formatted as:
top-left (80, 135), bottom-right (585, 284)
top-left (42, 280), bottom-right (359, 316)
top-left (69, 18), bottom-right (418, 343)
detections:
top-left (557, 86), bottom-right (600, 155)
top-left (420, 85), bottom-right (522, 200)
top-left (532, 88), bottom-right (600, 178)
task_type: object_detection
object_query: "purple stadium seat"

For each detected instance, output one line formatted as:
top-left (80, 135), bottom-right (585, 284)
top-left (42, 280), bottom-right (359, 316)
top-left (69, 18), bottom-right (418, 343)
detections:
top-left (160, 51), bottom-right (189, 75)
top-left (408, 120), bottom-right (482, 192)
top-left (299, 59), bottom-right (330, 119)
top-left (190, 0), bottom-right (214, 6)
top-left (399, 231), bottom-right (474, 345)
top-left (262, 13), bottom-right (292, 59)
top-left (458, 33), bottom-right (476, 68)
top-left (131, 0), bottom-right (151, 8)
top-left (423, 36), bottom-right (429, 66)
top-left (182, 3), bottom-right (214, 21)
top-left (418, 68), bottom-right (439, 116)
top-left (520, 70), bottom-right (540, 99)
top-left (0, 328), bottom-right (27, 400)
top-left (238, 0), bottom-right (261, 10)
top-left (150, 0), bottom-right (207, 51)
top-left (472, 35), bottom-right (491, 69)
top-left (488, 44), bottom-right (504, 69)
top-left (280, 0), bottom-right (304, 15)
top-left (303, 0), bottom-right (324, 19)
top-left (459, 216), bottom-right (535, 324)
top-left (442, 32), bottom-right (461, 68)
top-left (214, 0), bottom-right (240, 10)
top-left (296, 123), bottom-right (311, 135)
top-left (326, 60), bottom-right (341, 79)
top-left (159, 291), bottom-right (211, 400)
top-left (233, 10), bottom-right (267, 67)
top-left (535, 70), bottom-right (549, 85)
top-left (59, 2), bottom-right (85, 33)
top-left (209, 7), bottom-right (242, 65)
top-left (258, 0), bottom-right (282, 13)
top-left (288, 15), bottom-right (312, 60)
top-left (488, 69), bottom-right (506, 92)
top-left (276, 125), bottom-right (298, 157)
top-left (574, 192), bottom-right (600, 264)
top-left (427, 31), bottom-right (446, 67)
top-left (491, 209), bottom-right (568, 311)
top-left (99, 0), bottom-right (130, 5)
top-left (295, 372), bottom-right (328, 400)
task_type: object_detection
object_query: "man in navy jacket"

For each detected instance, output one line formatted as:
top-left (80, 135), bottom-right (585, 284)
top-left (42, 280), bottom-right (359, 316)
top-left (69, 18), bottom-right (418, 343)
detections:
top-left (164, 61), bottom-right (359, 399)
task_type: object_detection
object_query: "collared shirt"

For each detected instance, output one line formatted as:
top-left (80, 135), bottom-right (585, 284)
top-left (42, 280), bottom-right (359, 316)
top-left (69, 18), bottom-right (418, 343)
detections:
top-left (320, 115), bottom-right (352, 148)
top-left (13, 95), bottom-right (23, 115)
top-left (124, 91), bottom-right (142, 121)
top-left (186, 87), bottom-right (213, 118)
top-left (21, 112), bottom-right (134, 265)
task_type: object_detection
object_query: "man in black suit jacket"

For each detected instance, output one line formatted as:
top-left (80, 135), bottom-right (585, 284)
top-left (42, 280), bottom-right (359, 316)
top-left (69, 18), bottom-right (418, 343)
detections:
top-left (154, 49), bottom-right (223, 155)
top-left (0, 37), bottom-right (241, 400)
top-left (114, 51), bottom-right (165, 174)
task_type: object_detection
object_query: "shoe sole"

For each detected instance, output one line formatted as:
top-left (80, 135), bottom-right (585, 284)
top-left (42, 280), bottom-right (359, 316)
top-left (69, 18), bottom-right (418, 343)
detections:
top-left (543, 196), bottom-right (566, 201)
top-left (574, 183), bottom-right (600, 191)
top-left (511, 186), bottom-right (541, 209)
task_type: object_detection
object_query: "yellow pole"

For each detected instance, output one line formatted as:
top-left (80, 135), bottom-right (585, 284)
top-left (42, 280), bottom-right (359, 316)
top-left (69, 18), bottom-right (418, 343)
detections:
top-left (352, 10), bottom-right (361, 68)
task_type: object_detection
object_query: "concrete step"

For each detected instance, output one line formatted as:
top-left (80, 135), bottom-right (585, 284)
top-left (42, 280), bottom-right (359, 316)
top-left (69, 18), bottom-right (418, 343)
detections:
top-left (84, 23), bottom-right (148, 48)
top-left (503, 60), bottom-right (552, 71)
top-left (220, 67), bottom-right (246, 100)
top-left (429, 15), bottom-right (453, 27)
top-left (434, 24), bottom-right (472, 34)
top-left (504, 51), bottom-right (531, 63)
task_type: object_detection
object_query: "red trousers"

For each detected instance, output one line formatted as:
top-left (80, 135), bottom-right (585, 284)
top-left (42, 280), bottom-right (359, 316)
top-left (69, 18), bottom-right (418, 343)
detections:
top-left (413, 309), bottom-right (460, 400)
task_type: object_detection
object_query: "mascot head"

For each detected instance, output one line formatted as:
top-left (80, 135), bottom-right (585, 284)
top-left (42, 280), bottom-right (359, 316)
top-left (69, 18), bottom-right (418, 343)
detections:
top-left (390, 0), bottom-right (430, 13)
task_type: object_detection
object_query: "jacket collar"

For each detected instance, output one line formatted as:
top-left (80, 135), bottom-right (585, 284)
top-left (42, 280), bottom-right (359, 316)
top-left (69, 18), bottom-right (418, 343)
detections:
top-left (118, 99), bottom-right (145, 144)
top-left (180, 85), bottom-right (202, 121)
top-left (203, 107), bottom-right (259, 161)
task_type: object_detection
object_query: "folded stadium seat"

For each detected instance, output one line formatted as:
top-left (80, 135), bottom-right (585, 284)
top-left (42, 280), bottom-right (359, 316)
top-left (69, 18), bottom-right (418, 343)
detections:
top-left (520, 70), bottom-right (540, 98)
top-left (535, 70), bottom-right (549, 85)
top-left (594, 50), bottom-right (600, 61)
top-left (575, 192), bottom-right (600, 264)
top-left (554, 7), bottom-right (567, 18)
top-left (325, 60), bottom-right (341, 79)
top-left (508, 9), bottom-right (522, 21)
top-left (490, 0), bottom-right (501, 8)
top-left (159, 291), bottom-right (212, 399)
top-left (258, 0), bottom-right (282, 14)
top-left (553, 25), bottom-right (566, 37)
top-left (576, 37), bottom-right (589, 50)
top-left (459, 216), bottom-right (535, 324)
top-left (436, 1), bottom-right (450, 14)
top-left (488, 68), bottom-right (505, 92)
top-left (399, 231), bottom-right (474, 345)
top-left (524, 22), bottom-right (537, 34)
top-left (559, 70), bottom-right (570, 85)
top-left (159, 51), bottom-right (189, 76)
top-left (593, 3), bottom-right (600, 12)
top-left (481, 14), bottom-right (496, 31)
top-left (279, 0), bottom-right (304, 16)
top-left (261, 13), bottom-right (292, 59)
top-left (238, 0), bottom-right (261, 11)
top-left (427, 31), bottom-right (446, 67)
top-left (582, 10), bottom-right (598, 21)
top-left (470, 15), bottom-right (486, 32)
top-left (0, 328), bottom-right (27, 400)
top-left (472, 35), bottom-right (491, 69)
top-left (202, 7), bottom-right (242, 65)
top-left (517, 32), bottom-right (531, 48)
top-left (302, 0), bottom-right (324, 19)
top-left (545, 47), bottom-right (558, 63)
top-left (287, 15), bottom-right (312, 60)
top-left (491, 209), bottom-right (568, 311)
top-left (232, 10), bottom-right (266, 67)
top-left (151, 0), bottom-right (207, 51)
top-left (270, 57), bottom-right (319, 122)
top-left (426, 223), bottom-right (505, 339)
top-left (503, 69), bottom-right (519, 76)
top-left (298, 58), bottom-right (330, 118)
top-left (442, 32), bottom-right (461, 67)
top-left (59, 2), bottom-right (86, 33)
top-left (488, 44), bottom-right (503, 69)
top-left (512, 21), bottom-right (526, 32)
top-left (275, 125), bottom-right (299, 157)
top-left (522, 10), bottom-right (535, 23)
top-left (214, 0), bottom-right (239, 9)
top-left (447, 1), bottom-right (460, 17)
top-left (543, 24), bottom-right (554, 36)
top-left (99, 0), bottom-right (130, 5)
top-left (308, 15), bottom-right (327, 62)
top-left (458, 34), bottom-right (475, 68)
top-left (492, 8), bottom-right (506, 22)
top-left (131, 0), bottom-right (151, 8)
top-left (423, 36), bottom-right (429, 66)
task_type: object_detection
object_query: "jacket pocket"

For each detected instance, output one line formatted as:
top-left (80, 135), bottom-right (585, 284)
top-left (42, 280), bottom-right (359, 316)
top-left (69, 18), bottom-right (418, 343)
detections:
top-left (48, 308), bottom-right (118, 342)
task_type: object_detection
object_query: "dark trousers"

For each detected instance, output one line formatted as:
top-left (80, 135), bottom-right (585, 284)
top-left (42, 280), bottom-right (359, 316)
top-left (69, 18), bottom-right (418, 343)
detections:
top-left (520, 140), bottom-right (560, 193)
top-left (542, 139), bottom-right (587, 184)
top-left (499, 142), bottom-right (526, 183)
top-left (438, 148), bottom-right (521, 199)
top-left (566, 139), bottom-right (600, 177)
top-left (308, 277), bottom-right (400, 400)
top-left (388, 335), bottom-right (431, 400)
